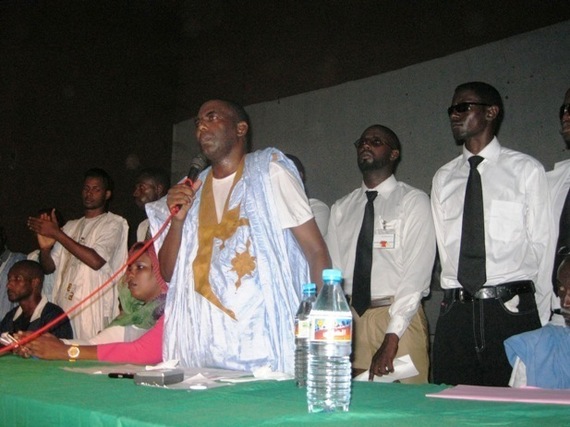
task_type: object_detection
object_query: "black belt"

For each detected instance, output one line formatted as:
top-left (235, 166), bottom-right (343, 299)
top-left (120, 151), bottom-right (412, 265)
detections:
top-left (345, 296), bottom-right (393, 309)
top-left (443, 280), bottom-right (535, 303)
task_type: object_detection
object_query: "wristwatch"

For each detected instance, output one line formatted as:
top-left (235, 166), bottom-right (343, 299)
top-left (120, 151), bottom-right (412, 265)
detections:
top-left (67, 345), bottom-right (80, 361)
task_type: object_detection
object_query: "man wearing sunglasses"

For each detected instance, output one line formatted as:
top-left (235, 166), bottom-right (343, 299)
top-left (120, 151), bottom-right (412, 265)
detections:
top-left (431, 82), bottom-right (554, 386)
top-left (547, 88), bottom-right (570, 312)
top-left (327, 125), bottom-right (435, 383)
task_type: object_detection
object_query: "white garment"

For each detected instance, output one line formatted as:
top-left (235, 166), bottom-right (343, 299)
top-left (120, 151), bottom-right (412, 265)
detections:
top-left (211, 162), bottom-right (313, 227)
top-left (547, 159), bottom-right (570, 225)
top-left (63, 324), bottom-right (148, 346)
top-left (27, 250), bottom-right (56, 302)
top-left (12, 295), bottom-right (50, 324)
top-left (431, 137), bottom-right (555, 325)
top-left (136, 218), bottom-right (150, 242)
top-left (148, 148), bottom-right (313, 374)
top-left (51, 212), bottom-right (128, 339)
top-left (547, 159), bottom-right (570, 310)
top-left (327, 175), bottom-right (436, 338)
top-left (270, 162), bottom-right (314, 228)
top-left (310, 198), bottom-right (330, 238)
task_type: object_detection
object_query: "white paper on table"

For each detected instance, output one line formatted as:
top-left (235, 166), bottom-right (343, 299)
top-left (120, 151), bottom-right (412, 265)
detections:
top-left (218, 365), bottom-right (293, 383)
top-left (63, 362), bottom-right (261, 390)
top-left (145, 359), bottom-right (179, 370)
top-left (353, 354), bottom-right (419, 383)
top-left (63, 363), bottom-right (145, 375)
top-left (167, 373), bottom-right (229, 390)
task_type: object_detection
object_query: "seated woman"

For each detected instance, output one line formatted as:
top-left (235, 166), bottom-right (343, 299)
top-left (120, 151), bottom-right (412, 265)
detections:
top-left (13, 242), bottom-right (165, 365)
top-left (67, 242), bottom-right (167, 345)
top-left (15, 316), bottom-right (163, 364)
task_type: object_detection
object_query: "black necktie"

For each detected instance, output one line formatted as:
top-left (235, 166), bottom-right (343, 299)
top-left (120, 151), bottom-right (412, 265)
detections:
top-left (553, 188), bottom-right (570, 295)
top-left (457, 156), bottom-right (487, 294)
top-left (352, 190), bottom-right (378, 316)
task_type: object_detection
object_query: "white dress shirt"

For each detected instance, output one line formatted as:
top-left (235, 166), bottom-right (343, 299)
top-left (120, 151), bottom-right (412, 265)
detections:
top-left (547, 159), bottom-right (570, 224)
top-left (327, 175), bottom-right (436, 338)
top-left (309, 198), bottom-right (330, 238)
top-left (431, 137), bottom-right (555, 325)
top-left (547, 158), bottom-right (570, 310)
top-left (136, 218), bottom-right (150, 242)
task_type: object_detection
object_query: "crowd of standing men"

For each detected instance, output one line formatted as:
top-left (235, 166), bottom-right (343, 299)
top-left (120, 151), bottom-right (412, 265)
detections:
top-left (1, 83), bottom-right (569, 389)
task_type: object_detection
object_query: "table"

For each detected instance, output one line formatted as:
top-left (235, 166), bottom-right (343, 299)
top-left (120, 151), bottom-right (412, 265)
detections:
top-left (1, 355), bottom-right (568, 426)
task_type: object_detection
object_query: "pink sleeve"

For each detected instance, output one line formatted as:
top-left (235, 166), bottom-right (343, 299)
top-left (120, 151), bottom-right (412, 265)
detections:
top-left (97, 316), bottom-right (163, 364)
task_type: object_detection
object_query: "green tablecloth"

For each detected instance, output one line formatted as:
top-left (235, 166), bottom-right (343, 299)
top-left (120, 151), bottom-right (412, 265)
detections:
top-left (1, 355), bottom-right (568, 426)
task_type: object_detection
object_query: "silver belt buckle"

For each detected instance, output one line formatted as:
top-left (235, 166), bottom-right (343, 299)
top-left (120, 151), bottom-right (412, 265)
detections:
top-left (458, 289), bottom-right (466, 302)
top-left (475, 287), bottom-right (496, 299)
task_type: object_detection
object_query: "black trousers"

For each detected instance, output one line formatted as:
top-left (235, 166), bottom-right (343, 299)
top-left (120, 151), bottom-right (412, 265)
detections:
top-left (432, 292), bottom-right (541, 386)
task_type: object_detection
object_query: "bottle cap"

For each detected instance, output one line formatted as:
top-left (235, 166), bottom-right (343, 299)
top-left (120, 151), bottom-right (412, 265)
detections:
top-left (322, 268), bottom-right (342, 283)
top-left (302, 283), bottom-right (317, 294)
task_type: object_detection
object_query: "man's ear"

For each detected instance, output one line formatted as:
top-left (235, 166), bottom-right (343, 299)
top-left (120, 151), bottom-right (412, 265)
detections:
top-left (31, 277), bottom-right (42, 294)
top-left (105, 190), bottom-right (112, 201)
top-left (390, 149), bottom-right (400, 162)
top-left (237, 121), bottom-right (249, 137)
top-left (485, 105), bottom-right (499, 121)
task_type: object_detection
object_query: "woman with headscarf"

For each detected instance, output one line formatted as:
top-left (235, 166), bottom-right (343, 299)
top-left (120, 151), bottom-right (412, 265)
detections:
top-left (14, 242), bottom-right (165, 364)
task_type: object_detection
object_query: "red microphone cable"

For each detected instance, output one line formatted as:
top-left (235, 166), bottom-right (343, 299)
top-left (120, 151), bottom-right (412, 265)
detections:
top-left (0, 186), bottom-right (192, 355)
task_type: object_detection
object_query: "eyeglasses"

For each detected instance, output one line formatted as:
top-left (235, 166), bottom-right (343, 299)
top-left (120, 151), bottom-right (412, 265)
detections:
top-left (560, 103), bottom-right (570, 120)
top-left (447, 102), bottom-right (491, 116)
top-left (353, 137), bottom-right (395, 149)
top-left (194, 112), bottom-right (225, 127)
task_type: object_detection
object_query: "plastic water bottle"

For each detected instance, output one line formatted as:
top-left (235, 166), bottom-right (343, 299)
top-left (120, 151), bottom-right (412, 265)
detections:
top-left (295, 283), bottom-right (317, 387)
top-left (307, 269), bottom-right (352, 413)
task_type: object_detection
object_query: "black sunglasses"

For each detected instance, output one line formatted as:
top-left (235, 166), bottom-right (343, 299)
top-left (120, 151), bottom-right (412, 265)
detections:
top-left (353, 138), bottom-right (395, 150)
top-left (447, 102), bottom-right (491, 116)
top-left (560, 103), bottom-right (570, 120)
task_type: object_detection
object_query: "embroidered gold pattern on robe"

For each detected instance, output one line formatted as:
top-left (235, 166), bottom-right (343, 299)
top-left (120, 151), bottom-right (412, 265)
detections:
top-left (193, 159), bottom-right (252, 319)
top-left (231, 240), bottom-right (256, 289)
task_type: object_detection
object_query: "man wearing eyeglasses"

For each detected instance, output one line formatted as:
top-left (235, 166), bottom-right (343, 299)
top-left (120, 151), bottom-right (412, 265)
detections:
top-left (431, 82), bottom-right (554, 386)
top-left (327, 125), bottom-right (436, 383)
top-left (547, 89), bottom-right (570, 308)
top-left (146, 99), bottom-right (331, 374)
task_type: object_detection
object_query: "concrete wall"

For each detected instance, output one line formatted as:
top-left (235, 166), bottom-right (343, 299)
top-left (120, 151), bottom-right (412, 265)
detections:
top-left (172, 20), bottom-right (570, 345)
top-left (173, 20), bottom-right (570, 203)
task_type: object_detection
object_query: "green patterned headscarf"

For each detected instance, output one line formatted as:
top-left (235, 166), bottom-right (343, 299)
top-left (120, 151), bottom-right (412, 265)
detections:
top-left (108, 242), bottom-right (167, 329)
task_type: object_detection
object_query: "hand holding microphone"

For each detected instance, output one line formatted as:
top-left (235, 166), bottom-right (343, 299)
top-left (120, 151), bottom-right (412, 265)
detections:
top-left (168, 153), bottom-right (209, 218)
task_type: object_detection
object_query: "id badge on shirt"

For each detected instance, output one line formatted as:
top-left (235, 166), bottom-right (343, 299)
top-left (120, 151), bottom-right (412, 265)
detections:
top-left (374, 218), bottom-right (397, 249)
top-left (64, 282), bottom-right (76, 301)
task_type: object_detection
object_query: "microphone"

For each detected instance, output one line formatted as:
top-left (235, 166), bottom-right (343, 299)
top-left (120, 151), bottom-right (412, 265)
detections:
top-left (171, 153), bottom-right (209, 215)
top-left (185, 152), bottom-right (209, 184)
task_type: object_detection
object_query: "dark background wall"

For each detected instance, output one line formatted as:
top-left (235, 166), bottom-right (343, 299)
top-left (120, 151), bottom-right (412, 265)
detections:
top-left (1, 0), bottom-right (570, 253)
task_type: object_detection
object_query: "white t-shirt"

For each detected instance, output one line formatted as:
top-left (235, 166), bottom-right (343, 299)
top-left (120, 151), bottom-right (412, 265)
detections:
top-left (212, 161), bottom-right (313, 228)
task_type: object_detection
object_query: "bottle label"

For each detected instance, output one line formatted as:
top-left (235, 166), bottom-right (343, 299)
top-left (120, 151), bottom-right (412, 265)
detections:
top-left (310, 314), bottom-right (352, 342)
top-left (295, 318), bottom-right (311, 339)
